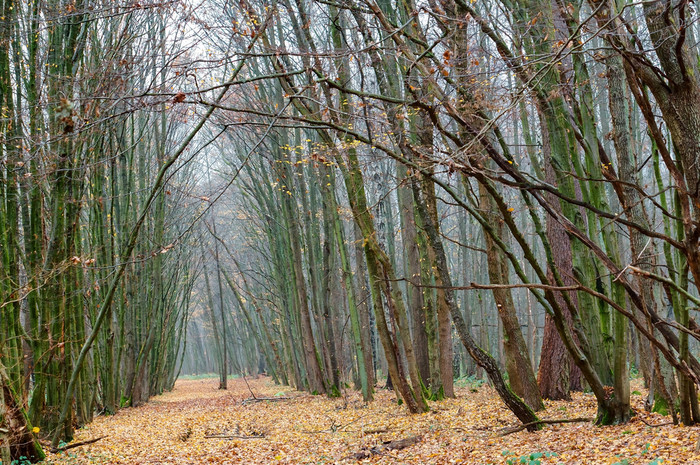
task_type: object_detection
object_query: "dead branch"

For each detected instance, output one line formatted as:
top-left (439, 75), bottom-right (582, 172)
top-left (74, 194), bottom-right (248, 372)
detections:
top-left (241, 396), bottom-right (292, 404)
top-left (639, 417), bottom-right (675, 427)
top-left (241, 375), bottom-right (258, 400)
top-left (498, 417), bottom-right (593, 436)
top-left (51, 436), bottom-right (107, 453)
top-left (344, 435), bottom-right (422, 460)
top-left (204, 433), bottom-right (266, 440)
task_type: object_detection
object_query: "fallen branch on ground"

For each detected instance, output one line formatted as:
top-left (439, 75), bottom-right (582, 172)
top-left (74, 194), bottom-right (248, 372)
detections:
top-left (51, 436), bottom-right (107, 453)
top-left (204, 433), bottom-right (266, 440)
top-left (239, 375), bottom-right (293, 404)
top-left (241, 375), bottom-right (258, 400)
top-left (241, 396), bottom-right (292, 404)
top-left (639, 417), bottom-right (675, 427)
top-left (344, 435), bottom-right (422, 460)
top-left (498, 418), bottom-right (593, 436)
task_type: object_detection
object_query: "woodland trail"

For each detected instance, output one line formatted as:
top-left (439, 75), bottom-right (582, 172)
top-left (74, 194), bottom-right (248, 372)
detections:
top-left (46, 377), bottom-right (700, 464)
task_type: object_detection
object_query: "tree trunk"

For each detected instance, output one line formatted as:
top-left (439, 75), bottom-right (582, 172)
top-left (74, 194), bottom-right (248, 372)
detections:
top-left (397, 163), bottom-right (430, 386)
top-left (478, 182), bottom-right (543, 411)
top-left (0, 361), bottom-right (44, 463)
top-left (421, 176), bottom-right (455, 398)
top-left (411, 178), bottom-right (540, 428)
top-left (537, 121), bottom-right (583, 400)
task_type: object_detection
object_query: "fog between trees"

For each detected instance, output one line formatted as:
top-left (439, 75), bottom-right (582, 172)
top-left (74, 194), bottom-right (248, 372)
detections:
top-left (1, 0), bottom-right (700, 460)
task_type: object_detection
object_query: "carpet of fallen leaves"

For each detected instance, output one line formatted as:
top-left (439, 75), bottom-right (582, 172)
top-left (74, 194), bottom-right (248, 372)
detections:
top-left (44, 377), bottom-right (700, 464)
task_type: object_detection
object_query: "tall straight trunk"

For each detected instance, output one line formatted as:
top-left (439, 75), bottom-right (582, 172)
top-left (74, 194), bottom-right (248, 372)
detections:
top-left (552, 0), bottom-right (614, 389)
top-left (298, 155), bottom-right (335, 390)
top-left (212, 221), bottom-right (228, 390)
top-left (0, 3), bottom-right (23, 398)
top-left (353, 221), bottom-right (376, 390)
top-left (600, 52), bottom-right (643, 423)
top-left (415, 215), bottom-right (440, 392)
top-left (420, 176), bottom-right (455, 398)
top-left (202, 257), bottom-right (225, 387)
top-left (538, 153), bottom-right (582, 400)
top-left (320, 168), bottom-right (341, 394)
top-left (336, 149), bottom-right (428, 413)
top-left (652, 147), bottom-right (683, 419)
top-left (457, 191), bottom-right (474, 377)
top-left (324, 166), bottom-right (372, 400)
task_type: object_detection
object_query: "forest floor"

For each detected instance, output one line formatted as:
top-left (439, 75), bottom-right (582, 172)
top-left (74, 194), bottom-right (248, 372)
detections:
top-left (44, 376), bottom-right (700, 464)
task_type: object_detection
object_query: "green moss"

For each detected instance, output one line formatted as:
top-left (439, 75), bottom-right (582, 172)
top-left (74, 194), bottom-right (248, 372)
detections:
top-left (427, 385), bottom-right (445, 401)
top-left (328, 384), bottom-right (341, 398)
top-left (651, 395), bottom-right (669, 416)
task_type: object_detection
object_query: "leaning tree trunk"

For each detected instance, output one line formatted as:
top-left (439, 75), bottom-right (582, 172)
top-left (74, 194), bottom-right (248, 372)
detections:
top-left (478, 181), bottom-right (544, 411)
top-left (411, 178), bottom-right (540, 429)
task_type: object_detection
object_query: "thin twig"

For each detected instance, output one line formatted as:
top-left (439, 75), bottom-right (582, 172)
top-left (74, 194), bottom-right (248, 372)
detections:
top-left (241, 375), bottom-right (258, 400)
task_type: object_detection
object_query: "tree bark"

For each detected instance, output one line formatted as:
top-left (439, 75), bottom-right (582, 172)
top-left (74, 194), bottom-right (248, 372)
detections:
top-left (478, 182), bottom-right (543, 411)
top-left (411, 178), bottom-right (540, 428)
top-left (0, 360), bottom-right (44, 463)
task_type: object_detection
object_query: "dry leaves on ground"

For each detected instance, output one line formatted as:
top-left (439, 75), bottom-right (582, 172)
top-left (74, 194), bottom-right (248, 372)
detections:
top-left (44, 377), bottom-right (700, 464)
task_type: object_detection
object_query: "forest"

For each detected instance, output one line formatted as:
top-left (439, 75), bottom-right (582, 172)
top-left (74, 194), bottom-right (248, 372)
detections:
top-left (1, 0), bottom-right (700, 461)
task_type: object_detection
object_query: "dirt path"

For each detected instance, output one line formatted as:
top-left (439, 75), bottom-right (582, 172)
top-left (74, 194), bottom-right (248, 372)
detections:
top-left (45, 377), bottom-right (700, 464)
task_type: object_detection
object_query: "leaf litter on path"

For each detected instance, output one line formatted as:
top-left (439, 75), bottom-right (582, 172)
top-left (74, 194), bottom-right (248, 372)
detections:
top-left (45, 377), bottom-right (700, 464)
